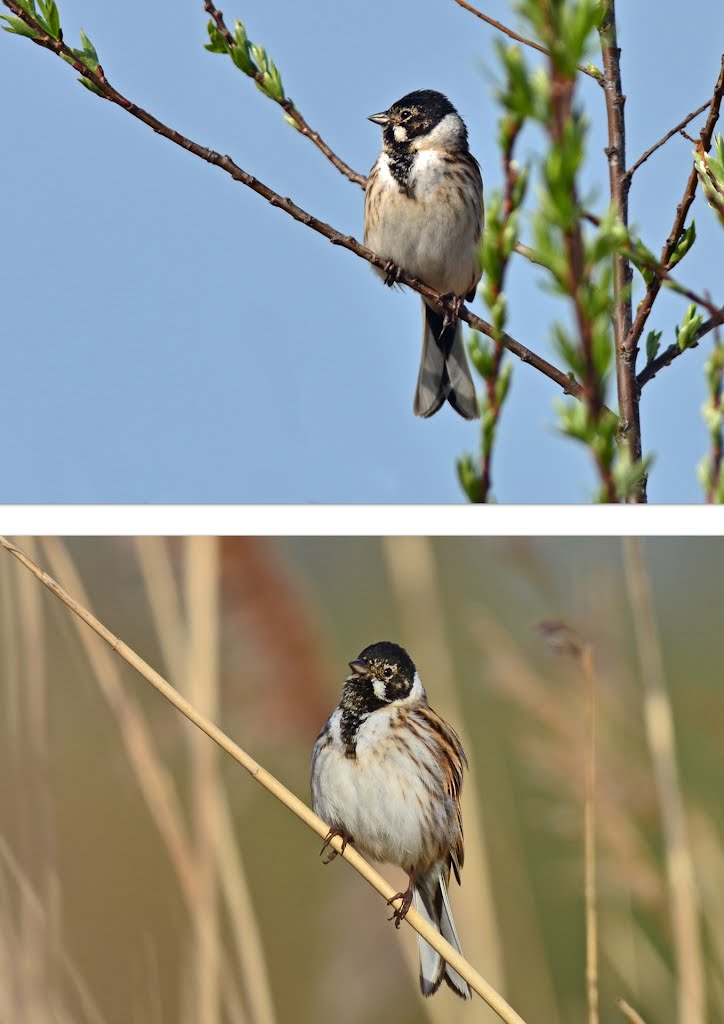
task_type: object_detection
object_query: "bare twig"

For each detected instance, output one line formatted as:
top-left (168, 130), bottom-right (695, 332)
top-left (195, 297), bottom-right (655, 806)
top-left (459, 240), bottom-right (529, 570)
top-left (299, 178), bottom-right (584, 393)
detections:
top-left (202, 1), bottom-right (366, 187)
top-left (623, 538), bottom-right (705, 1024)
top-left (637, 305), bottom-right (724, 387)
top-left (598, 2), bottom-right (641, 501)
top-left (0, 0), bottom-right (593, 408)
top-left (625, 55), bottom-right (724, 369)
top-left (626, 100), bottom-right (712, 181)
top-left (617, 998), bottom-right (648, 1024)
top-left (452, 0), bottom-right (601, 81)
top-left (0, 536), bottom-right (529, 1024)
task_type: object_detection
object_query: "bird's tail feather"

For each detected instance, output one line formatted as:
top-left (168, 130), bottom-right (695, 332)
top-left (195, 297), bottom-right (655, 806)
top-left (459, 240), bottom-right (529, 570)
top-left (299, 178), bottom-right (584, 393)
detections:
top-left (413, 867), bottom-right (472, 999)
top-left (414, 303), bottom-right (478, 420)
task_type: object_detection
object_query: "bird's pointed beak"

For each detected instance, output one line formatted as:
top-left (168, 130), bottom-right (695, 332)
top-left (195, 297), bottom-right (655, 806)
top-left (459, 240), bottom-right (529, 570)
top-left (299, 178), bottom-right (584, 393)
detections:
top-left (348, 660), bottom-right (368, 676)
top-left (368, 111), bottom-right (390, 127)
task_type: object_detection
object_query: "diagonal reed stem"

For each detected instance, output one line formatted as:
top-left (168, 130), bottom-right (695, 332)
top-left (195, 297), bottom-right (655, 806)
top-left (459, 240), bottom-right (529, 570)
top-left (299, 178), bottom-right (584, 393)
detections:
top-left (0, 535), bottom-right (528, 1024)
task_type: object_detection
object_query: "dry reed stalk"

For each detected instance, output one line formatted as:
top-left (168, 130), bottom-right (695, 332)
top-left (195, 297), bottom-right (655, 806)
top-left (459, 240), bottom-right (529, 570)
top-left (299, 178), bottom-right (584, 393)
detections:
top-left (215, 794), bottom-right (276, 1024)
top-left (133, 537), bottom-right (185, 683)
top-left (537, 623), bottom-right (600, 1024)
top-left (0, 536), bottom-right (529, 1024)
top-left (617, 997), bottom-right (648, 1024)
top-left (134, 536), bottom-right (277, 1024)
top-left (689, 811), bottom-right (724, 1014)
top-left (37, 537), bottom-right (199, 909)
top-left (184, 537), bottom-right (221, 1024)
top-left (581, 644), bottom-right (599, 1024)
top-left (16, 537), bottom-right (63, 1024)
top-left (382, 536), bottom-right (505, 1024)
top-left (604, 907), bottom-right (674, 1016)
top-left (0, 837), bottom-right (108, 1024)
top-left (475, 608), bottom-right (662, 905)
top-left (623, 538), bottom-right (705, 1024)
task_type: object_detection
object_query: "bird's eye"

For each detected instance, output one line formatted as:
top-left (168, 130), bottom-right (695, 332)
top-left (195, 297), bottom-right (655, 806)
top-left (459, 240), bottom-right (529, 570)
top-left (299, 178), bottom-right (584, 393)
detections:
top-left (383, 666), bottom-right (394, 679)
top-left (399, 108), bottom-right (412, 121)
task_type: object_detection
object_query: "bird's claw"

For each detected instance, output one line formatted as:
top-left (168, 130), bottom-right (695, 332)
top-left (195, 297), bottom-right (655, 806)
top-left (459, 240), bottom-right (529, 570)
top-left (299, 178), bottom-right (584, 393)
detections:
top-left (440, 292), bottom-right (464, 332)
top-left (320, 827), bottom-right (351, 865)
top-left (387, 885), bottom-right (414, 928)
top-left (382, 260), bottom-right (402, 287)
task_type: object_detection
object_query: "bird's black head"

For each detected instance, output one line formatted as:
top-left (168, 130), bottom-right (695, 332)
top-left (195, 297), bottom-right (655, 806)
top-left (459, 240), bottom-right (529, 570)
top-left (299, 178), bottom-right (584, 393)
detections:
top-left (346, 640), bottom-right (417, 704)
top-left (368, 89), bottom-right (466, 152)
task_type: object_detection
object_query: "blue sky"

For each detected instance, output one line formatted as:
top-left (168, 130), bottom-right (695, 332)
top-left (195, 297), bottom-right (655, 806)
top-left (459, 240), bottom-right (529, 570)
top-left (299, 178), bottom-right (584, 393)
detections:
top-left (2, 0), bottom-right (723, 503)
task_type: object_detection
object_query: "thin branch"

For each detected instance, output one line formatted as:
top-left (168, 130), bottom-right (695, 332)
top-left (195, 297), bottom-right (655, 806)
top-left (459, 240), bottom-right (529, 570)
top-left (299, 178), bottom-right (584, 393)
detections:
top-left (452, 0), bottom-right (602, 81)
top-left (1, 0), bottom-right (592, 406)
top-left (636, 305), bottom-right (724, 387)
top-left (516, 239), bottom-right (722, 319)
top-left (0, 535), bottom-right (529, 1024)
top-left (625, 55), bottom-right (724, 365)
top-left (617, 999), bottom-right (648, 1024)
top-left (626, 100), bottom-right (712, 181)
top-left (202, 1), bottom-right (366, 187)
top-left (623, 538), bottom-right (706, 1024)
top-left (598, 1), bottom-right (641, 501)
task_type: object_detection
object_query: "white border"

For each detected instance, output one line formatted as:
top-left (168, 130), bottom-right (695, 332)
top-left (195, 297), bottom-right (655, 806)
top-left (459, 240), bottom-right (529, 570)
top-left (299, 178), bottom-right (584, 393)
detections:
top-left (0, 505), bottom-right (721, 536)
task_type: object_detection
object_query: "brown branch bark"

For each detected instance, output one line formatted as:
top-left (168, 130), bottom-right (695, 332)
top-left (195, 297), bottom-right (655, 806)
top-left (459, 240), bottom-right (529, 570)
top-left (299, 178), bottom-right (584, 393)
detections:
top-left (2, 0), bottom-right (593, 407)
top-left (203, 1), bottom-right (366, 187)
top-left (626, 100), bottom-right (712, 181)
top-left (452, 0), bottom-right (602, 81)
top-left (598, 1), bottom-right (641, 501)
top-left (625, 55), bottom-right (724, 372)
top-left (636, 305), bottom-right (724, 387)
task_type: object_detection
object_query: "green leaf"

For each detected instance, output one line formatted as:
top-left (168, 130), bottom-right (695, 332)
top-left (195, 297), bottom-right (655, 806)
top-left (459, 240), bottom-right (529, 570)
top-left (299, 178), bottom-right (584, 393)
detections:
top-left (1, 14), bottom-right (37, 37)
top-left (456, 453), bottom-right (482, 503)
top-left (78, 28), bottom-right (98, 61)
top-left (46, 0), bottom-right (59, 37)
top-left (614, 453), bottom-right (654, 501)
top-left (645, 329), bottom-right (662, 363)
top-left (495, 361), bottom-right (513, 406)
top-left (467, 332), bottom-right (494, 381)
top-left (675, 303), bottom-right (704, 351)
top-left (669, 221), bottom-right (696, 268)
top-left (36, 0), bottom-right (59, 37)
top-left (78, 76), bottom-right (105, 96)
top-left (205, 21), bottom-right (229, 54)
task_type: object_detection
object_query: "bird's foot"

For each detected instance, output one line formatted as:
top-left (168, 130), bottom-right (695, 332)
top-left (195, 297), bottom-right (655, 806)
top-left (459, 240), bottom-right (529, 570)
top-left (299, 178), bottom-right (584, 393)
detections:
top-left (320, 827), bottom-right (352, 865)
top-left (439, 293), bottom-right (464, 332)
top-left (387, 875), bottom-right (414, 928)
top-left (382, 260), bottom-right (403, 287)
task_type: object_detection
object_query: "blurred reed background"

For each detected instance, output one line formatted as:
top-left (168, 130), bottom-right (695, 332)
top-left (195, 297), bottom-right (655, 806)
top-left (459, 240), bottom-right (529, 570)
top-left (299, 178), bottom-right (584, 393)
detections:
top-left (0, 536), bottom-right (722, 1024)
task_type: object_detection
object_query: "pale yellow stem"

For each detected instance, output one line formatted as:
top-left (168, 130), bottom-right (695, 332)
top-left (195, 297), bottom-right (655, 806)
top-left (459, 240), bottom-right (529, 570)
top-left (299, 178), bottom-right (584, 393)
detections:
top-left (0, 536), bottom-right (528, 1024)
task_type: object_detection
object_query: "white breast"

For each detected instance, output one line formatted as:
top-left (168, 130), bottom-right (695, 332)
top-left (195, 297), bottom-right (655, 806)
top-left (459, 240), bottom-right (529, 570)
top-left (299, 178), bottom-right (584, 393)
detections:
top-left (311, 700), bottom-right (446, 871)
top-left (364, 150), bottom-right (481, 297)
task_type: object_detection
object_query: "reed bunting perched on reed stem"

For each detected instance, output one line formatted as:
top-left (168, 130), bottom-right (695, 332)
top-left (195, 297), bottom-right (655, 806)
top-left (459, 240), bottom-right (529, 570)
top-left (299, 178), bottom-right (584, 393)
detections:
top-left (311, 641), bottom-right (471, 999)
top-left (364, 90), bottom-right (484, 420)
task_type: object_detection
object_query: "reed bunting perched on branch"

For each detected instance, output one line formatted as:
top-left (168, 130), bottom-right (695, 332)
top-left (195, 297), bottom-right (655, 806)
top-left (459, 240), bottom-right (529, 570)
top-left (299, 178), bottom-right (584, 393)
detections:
top-left (364, 89), bottom-right (484, 420)
top-left (311, 641), bottom-right (471, 999)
